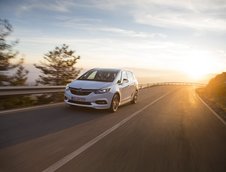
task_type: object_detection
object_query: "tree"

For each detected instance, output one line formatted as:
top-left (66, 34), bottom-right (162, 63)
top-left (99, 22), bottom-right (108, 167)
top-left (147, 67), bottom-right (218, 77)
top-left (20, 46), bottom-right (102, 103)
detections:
top-left (0, 19), bottom-right (20, 86)
top-left (34, 44), bottom-right (80, 86)
top-left (34, 44), bottom-right (81, 104)
top-left (9, 58), bottom-right (29, 86)
top-left (0, 19), bottom-right (30, 110)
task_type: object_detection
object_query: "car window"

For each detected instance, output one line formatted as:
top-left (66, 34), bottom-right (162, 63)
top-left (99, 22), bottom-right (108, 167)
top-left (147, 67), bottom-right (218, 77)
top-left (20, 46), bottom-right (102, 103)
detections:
top-left (122, 71), bottom-right (128, 81)
top-left (126, 71), bottom-right (134, 82)
top-left (78, 69), bottom-right (119, 82)
top-left (87, 71), bottom-right (97, 80)
top-left (115, 71), bottom-right (122, 83)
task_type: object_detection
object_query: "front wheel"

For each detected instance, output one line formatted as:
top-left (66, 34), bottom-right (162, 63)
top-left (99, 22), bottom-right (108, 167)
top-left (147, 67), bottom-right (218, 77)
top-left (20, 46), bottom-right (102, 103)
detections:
top-left (131, 91), bottom-right (138, 104)
top-left (110, 94), bottom-right (120, 112)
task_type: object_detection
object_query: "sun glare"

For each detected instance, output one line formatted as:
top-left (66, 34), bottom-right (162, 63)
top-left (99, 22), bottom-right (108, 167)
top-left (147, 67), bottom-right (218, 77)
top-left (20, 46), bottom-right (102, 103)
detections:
top-left (185, 66), bottom-right (209, 80)
top-left (181, 51), bottom-right (216, 80)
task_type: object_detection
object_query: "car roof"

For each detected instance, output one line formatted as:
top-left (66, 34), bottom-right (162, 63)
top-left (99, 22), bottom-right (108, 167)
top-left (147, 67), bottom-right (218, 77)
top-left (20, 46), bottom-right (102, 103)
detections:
top-left (91, 68), bottom-right (134, 73)
top-left (92, 68), bottom-right (122, 72)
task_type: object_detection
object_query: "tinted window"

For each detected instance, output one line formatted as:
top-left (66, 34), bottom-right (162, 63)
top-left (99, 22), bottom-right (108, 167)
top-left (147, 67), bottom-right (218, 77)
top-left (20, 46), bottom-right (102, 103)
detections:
top-left (78, 69), bottom-right (119, 82)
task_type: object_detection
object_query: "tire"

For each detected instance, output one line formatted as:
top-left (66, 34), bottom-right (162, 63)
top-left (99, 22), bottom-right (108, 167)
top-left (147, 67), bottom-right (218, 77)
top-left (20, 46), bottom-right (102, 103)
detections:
top-left (131, 91), bottom-right (138, 104)
top-left (110, 94), bottom-right (120, 112)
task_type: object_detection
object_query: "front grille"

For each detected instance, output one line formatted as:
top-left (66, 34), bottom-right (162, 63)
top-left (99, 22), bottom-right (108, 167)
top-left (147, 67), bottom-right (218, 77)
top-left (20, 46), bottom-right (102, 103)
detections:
top-left (68, 100), bottom-right (91, 105)
top-left (69, 87), bottom-right (95, 96)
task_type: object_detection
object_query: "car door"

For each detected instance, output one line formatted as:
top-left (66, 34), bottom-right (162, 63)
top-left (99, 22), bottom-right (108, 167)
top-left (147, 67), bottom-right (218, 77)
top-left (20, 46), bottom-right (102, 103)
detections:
top-left (126, 71), bottom-right (136, 99)
top-left (118, 71), bottom-right (130, 102)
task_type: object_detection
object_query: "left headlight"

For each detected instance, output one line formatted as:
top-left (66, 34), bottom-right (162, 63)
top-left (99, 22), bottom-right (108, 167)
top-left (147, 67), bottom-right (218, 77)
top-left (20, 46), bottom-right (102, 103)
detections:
top-left (95, 87), bottom-right (111, 94)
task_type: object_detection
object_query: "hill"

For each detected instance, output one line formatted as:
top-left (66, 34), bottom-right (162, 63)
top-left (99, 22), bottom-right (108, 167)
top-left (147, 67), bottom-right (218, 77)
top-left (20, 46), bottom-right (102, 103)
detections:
top-left (197, 72), bottom-right (226, 117)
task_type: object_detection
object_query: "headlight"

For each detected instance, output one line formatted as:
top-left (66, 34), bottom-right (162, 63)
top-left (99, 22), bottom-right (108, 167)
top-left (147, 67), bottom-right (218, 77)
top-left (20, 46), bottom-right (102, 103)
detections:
top-left (65, 84), bottom-right (70, 91)
top-left (95, 88), bottom-right (111, 94)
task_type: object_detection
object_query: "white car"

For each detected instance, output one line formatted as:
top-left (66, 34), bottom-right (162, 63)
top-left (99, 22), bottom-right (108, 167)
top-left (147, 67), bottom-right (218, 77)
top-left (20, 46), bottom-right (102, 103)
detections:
top-left (64, 68), bottom-right (139, 112)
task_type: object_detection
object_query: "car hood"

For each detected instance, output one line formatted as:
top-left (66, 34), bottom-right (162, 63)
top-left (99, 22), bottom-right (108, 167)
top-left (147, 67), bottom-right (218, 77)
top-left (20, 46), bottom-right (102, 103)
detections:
top-left (69, 80), bottom-right (113, 89)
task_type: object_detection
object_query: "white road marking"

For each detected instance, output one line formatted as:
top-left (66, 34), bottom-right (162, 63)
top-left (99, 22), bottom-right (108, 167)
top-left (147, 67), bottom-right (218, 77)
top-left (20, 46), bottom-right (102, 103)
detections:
top-left (196, 93), bottom-right (226, 126)
top-left (0, 103), bottom-right (64, 115)
top-left (42, 91), bottom-right (173, 172)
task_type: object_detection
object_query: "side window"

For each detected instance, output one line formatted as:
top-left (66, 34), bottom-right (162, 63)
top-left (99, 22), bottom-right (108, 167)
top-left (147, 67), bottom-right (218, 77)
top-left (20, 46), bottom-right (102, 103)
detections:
top-left (122, 71), bottom-right (128, 82)
top-left (126, 71), bottom-right (134, 82)
top-left (115, 71), bottom-right (122, 83)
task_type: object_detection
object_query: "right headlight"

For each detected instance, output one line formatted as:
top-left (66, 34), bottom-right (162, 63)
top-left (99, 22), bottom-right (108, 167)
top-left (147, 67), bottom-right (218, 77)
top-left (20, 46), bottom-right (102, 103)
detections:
top-left (95, 87), bottom-right (111, 94)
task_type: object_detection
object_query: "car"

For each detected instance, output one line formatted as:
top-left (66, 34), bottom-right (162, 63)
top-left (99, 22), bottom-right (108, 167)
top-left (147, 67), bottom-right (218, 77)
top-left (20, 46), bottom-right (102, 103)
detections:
top-left (64, 68), bottom-right (139, 112)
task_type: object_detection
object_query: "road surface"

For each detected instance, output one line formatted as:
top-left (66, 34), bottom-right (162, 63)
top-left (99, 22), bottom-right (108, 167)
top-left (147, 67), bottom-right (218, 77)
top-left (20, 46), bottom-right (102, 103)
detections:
top-left (0, 86), bottom-right (226, 172)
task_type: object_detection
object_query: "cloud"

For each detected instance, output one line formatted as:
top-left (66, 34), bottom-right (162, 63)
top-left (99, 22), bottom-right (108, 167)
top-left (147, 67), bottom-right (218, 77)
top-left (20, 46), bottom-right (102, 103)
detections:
top-left (134, 12), bottom-right (226, 31)
top-left (96, 27), bottom-right (167, 39)
top-left (18, 0), bottom-right (76, 13)
top-left (53, 16), bottom-right (167, 39)
top-left (76, 0), bottom-right (226, 32)
top-left (13, 0), bottom-right (226, 32)
top-left (53, 16), bottom-right (103, 29)
top-left (129, 0), bottom-right (226, 31)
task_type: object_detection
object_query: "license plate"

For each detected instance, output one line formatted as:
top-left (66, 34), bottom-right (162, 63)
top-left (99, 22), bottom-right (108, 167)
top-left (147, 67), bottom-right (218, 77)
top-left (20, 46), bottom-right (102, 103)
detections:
top-left (72, 96), bottom-right (86, 102)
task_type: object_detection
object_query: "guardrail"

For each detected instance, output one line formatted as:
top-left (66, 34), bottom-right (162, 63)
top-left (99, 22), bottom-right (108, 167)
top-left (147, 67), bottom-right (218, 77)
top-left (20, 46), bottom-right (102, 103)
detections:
top-left (139, 82), bottom-right (205, 89)
top-left (0, 82), bottom-right (206, 96)
top-left (0, 86), bottom-right (65, 96)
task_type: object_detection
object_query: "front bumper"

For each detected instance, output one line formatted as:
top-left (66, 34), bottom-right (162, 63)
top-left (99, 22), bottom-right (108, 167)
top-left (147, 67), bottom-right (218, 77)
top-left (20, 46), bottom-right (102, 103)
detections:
top-left (64, 90), bottom-right (113, 109)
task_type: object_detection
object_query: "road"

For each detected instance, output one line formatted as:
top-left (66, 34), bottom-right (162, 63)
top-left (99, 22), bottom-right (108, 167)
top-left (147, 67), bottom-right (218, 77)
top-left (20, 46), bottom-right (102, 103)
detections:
top-left (0, 86), bottom-right (226, 172)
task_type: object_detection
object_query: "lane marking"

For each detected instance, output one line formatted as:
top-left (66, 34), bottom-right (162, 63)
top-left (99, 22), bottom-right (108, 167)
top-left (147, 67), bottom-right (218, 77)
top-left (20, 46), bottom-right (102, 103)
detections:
top-left (42, 90), bottom-right (174, 172)
top-left (196, 93), bottom-right (226, 126)
top-left (0, 103), bottom-right (64, 115)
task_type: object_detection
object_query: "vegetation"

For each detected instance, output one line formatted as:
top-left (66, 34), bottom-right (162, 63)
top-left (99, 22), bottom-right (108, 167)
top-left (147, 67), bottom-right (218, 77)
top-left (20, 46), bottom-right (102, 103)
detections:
top-left (34, 44), bottom-right (80, 86)
top-left (0, 19), bottom-right (82, 110)
top-left (0, 19), bottom-right (28, 86)
top-left (205, 72), bottom-right (226, 101)
top-left (9, 58), bottom-right (29, 86)
top-left (0, 19), bottom-right (31, 110)
top-left (34, 44), bottom-right (81, 104)
top-left (197, 72), bottom-right (226, 115)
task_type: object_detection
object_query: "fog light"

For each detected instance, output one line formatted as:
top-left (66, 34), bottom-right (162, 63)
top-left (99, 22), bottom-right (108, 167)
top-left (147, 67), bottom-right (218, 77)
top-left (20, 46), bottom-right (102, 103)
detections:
top-left (95, 100), bottom-right (107, 104)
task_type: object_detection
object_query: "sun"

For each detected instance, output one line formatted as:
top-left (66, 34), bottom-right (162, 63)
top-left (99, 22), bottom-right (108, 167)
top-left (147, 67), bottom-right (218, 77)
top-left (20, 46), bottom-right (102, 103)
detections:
top-left (184, 65), bottom-right (209, 80)
top-left (180, 51), bottom-right (216, 80)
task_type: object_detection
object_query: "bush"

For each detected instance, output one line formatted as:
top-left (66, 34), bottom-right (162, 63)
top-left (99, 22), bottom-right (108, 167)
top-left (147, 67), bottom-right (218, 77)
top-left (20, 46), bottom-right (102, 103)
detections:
top-left (205, 72), bottom-right (226, 105)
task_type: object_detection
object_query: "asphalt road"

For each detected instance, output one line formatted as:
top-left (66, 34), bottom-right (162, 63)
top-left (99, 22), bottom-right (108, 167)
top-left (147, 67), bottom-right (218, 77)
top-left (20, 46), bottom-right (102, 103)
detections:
top-left (0, 86), bottom-right (226, 172)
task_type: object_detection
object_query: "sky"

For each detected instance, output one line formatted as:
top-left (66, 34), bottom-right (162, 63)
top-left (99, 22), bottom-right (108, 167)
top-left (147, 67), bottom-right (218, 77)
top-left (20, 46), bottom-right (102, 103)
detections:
top-left (0, 0), bottom-right (226, 84)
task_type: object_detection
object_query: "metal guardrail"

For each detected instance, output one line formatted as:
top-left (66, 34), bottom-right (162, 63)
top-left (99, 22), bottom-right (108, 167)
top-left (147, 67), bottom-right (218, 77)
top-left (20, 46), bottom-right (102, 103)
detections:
top-left (0, 82), bottom-right (206, 96)
top-left (139, 82), bottom-right (206, 89)
top-left (0, 86), bottom-right (65, 96)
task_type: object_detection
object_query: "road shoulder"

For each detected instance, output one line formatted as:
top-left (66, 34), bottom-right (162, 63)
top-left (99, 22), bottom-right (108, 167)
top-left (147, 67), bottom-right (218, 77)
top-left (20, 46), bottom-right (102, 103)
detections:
top-left (196, 88), bottom-right (226, 126)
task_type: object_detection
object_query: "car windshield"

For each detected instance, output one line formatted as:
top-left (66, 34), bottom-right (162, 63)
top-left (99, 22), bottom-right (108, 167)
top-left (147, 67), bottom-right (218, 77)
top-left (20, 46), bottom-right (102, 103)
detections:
top-left (78, 69), bottom-right (119, 82)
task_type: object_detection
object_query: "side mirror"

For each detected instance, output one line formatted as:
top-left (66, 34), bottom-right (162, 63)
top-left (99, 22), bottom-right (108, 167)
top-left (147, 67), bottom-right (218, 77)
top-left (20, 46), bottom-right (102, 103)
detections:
top-left (123, 78), bottom-right (129, 83)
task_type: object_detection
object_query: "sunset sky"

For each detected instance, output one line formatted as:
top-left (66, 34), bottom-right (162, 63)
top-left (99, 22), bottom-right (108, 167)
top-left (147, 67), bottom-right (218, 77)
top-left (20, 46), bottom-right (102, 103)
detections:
top-left (0, 0), bottom-right (226, 83)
